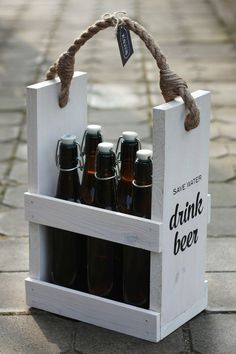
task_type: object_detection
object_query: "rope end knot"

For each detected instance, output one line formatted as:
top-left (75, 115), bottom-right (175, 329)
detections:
top-left (160, 68), bottom-right (200, 131)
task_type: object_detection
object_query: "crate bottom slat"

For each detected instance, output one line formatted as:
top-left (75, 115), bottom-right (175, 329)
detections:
top-left (25, 277), bottom-right (161, 342)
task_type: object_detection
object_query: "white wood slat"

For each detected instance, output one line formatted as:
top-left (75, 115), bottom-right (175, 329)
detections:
top-left (24, 192), bottom-right (162, 252)
top-left (25, 277), bottom-right (160, 342)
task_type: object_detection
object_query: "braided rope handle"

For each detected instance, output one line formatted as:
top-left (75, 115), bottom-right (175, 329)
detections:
top-left (46, 12), bottom-right (200, 131)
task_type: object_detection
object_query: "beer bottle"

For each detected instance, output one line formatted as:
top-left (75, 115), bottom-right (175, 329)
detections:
top-left (116, 131), bottom-right (140, 214)
top-left (81, 124), bottom-right (102, 205)
top-left (87, 142), bottom-right (118, 299)
top-left (123, 149), bottom-right (153, 309)
top-left (51, 134), bottom-right (85, 289)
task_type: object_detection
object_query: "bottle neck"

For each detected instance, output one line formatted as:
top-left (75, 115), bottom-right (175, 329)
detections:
top-left (120, 141), bottom-right (139, 180)
top-left (84, 133), bottom-right (102, 155)
top-left (83, 134), bottom-right (102, 173)
top-left (56, 141), bottom-right (81, 202)
top-left (96, 151), bottom-right (116, 178)
top-left (132, 159), bottom-right (152, 219)
top-left (134, 159), bottom-right (152, 186)
top-left (59, 142), bottom-right (78, 170)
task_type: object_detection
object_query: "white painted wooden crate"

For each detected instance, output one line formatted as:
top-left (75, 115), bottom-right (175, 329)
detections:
top-left (24, 72), bottom-right (211, 342)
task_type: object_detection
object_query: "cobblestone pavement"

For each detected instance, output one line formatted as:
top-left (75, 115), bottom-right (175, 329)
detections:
top-left (0, 0), bottom-right (236, 353)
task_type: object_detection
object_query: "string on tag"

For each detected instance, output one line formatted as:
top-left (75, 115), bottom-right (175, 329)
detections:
top-left (102, 11), bottom-right (127, 35)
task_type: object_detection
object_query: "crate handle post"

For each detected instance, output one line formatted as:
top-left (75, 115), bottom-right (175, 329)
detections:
top-left (46, 12), bottom-right (199, 131)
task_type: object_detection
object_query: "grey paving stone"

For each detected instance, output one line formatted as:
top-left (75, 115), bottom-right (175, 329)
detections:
top-left (75, 322), bottom-right (185, 353)
top-left (0, 125), bottom-right (19, 142)
top-left (0, 142), bottom-right (13, 161)
top-left (209, 183), bottom-right (236, 207)
top-left (88, 108), bottom-right (150, 141)
top-left (0, 162), bottom-right (8, 179)
top-left (209, 141), bottom-right (227, 158)
top-left (192, 62), bottom-right (236, 83)
top-left (227, 141), bottom-right (236, 155)
top-left (0, 237), bottom-right (28, 271)
top-left (87, 84), bottom-right (148, 110)
top-left (209, 122), bottom-right (221, 140)
top-left (213, 107), bottom-right (236, 124)
top-left (8, 161), bottom-right (27, 184)
top-left (15, 143), bottom-right (27, 160)
top-left (190, 313), bottom-right (236, 354)
top-left (157, 43), bottom-right (236, 62)
top-left (0, 96), bottom-right (25, 111)
top-left (207, 237), bottom-right (236, 271)
top-left (0, 314), bottom-right (75, 354)
top-left (208, 208), bottom-right (236, 236)
top-left (0, 272), bottom-right (28, 312)
top-left (207, 272), bottom-right (236, 311)
top-left (220, 123), bottom-right (236, 140)
top-left (3, 184), bottom-right (27, 208)
top-left (209, 83), bottom-right (236, 108)
top-left (0, 208), bottom-right (28, 237)
top-left (103, 122), bottom-right (150, 142)
top-left (0, 113), bottom-right (22, 125)
top-left (209, 157), bottom-right (235, 182)
top-left (20, 124), bottom-right (27, 142)
top-left (88, 108), bottom-right (149, 126)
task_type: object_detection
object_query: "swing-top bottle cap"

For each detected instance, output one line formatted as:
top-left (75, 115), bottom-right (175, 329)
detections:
top-left (97, 142), bottom-right (114, 154)
top-left (122, 131), bottom-right (138, 142)
top-left (61, 134), bottom-right (77, 145)
top-left (136, 149), bottom-right (153, 161)
top-left (87, 124), bottom-right (101, 135)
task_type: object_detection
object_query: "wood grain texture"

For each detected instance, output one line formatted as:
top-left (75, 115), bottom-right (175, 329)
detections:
top-left (25, 192), bottom-right (162, 252)
top-left (161, 280), bottom-right (208, 338)
top-left (25, 277), bottom-right (160, 342)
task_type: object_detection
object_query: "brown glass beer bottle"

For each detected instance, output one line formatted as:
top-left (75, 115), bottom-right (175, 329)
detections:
top-left (116, 131), bottom-right (140, 214)
top-left (51, 134), bottom-right (85, 289)
top-left (123, 149), bottom-right (153, 308)
top-left (87, 142), bottom-right (118, 299)
top-left (81, 125), bottom-right (102, 205)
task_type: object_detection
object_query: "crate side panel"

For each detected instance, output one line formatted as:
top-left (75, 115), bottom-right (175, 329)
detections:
top-left (153, 90), bottom-right (210, 327)
top-left (26, 71), bottom-right (87, 196)
top-left (25, 278), bottom-right (160, 342)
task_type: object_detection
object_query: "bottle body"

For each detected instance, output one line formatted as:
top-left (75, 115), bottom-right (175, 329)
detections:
top-left (87, 143), bottom-right (119, 299)
top-left (122, 149), bottom-right (152, 309)
top-left (51, 135), bottom-right (86, 290)
top-left (51, 170), bottom-right (80, 288)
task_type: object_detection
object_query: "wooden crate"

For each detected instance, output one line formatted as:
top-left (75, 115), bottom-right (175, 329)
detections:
top-left (24, 72), bottom-right (211, 342)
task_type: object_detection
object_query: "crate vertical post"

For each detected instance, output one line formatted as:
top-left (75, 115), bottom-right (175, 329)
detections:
top-left (151, 90), bottom-right (211, 338)
top-left (26, 72), bottom-right (87, 281)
